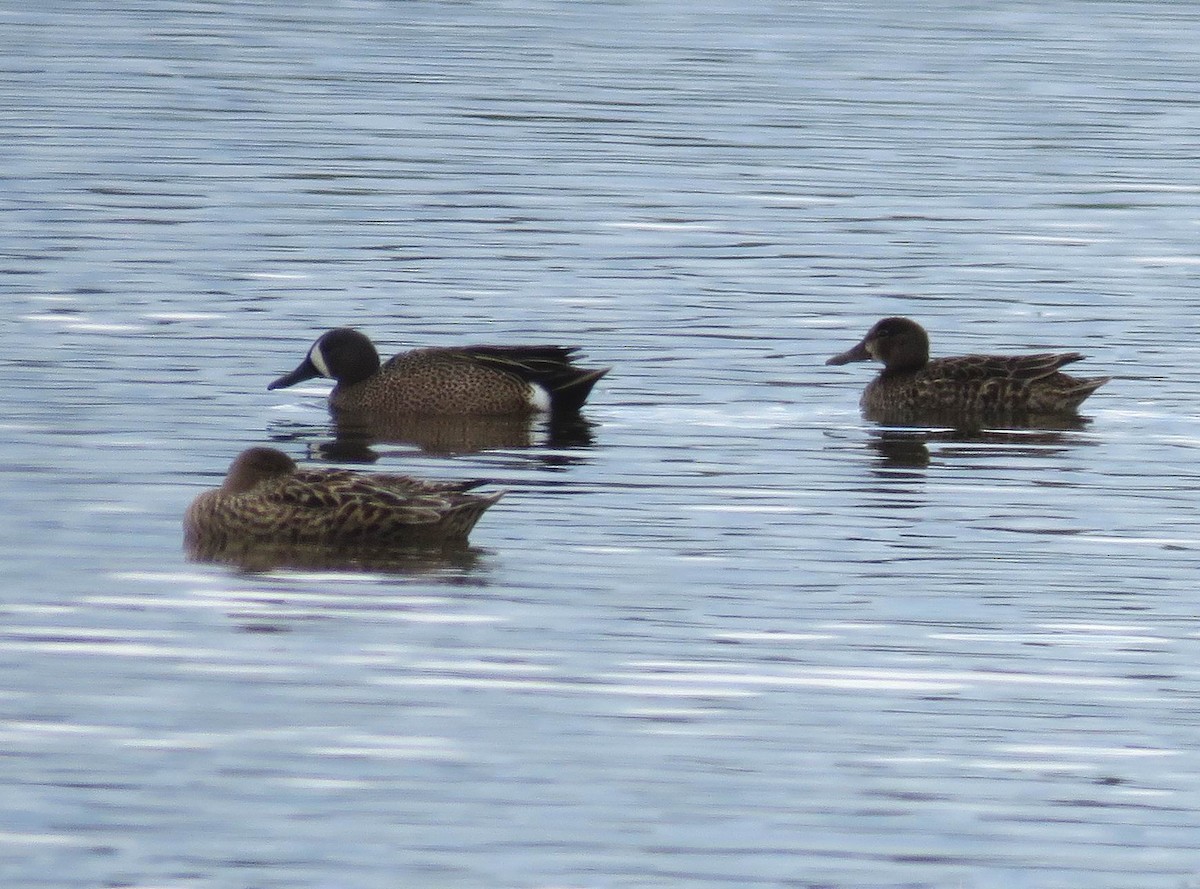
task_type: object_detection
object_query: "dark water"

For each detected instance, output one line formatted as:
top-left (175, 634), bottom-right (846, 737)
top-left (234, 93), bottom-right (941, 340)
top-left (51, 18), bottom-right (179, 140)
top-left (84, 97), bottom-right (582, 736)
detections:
top-left (5, 2), bottom-right (1200, 887)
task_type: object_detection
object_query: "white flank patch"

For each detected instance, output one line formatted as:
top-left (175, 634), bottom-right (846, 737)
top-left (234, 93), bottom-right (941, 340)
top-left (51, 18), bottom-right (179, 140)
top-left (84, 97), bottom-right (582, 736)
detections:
top-left (528, 383), bottom-right (552, 412)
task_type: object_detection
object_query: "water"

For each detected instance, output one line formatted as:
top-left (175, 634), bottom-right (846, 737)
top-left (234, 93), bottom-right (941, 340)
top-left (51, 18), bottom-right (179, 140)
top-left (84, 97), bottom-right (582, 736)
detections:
top-left (4, 1), bottom-right (1200, 886)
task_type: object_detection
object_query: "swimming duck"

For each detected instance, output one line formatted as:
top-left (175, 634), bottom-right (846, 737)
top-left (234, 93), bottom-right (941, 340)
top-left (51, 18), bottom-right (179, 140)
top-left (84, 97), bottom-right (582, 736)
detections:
top-left (268, 328), bottom-right (609, 417)
top-left (184, 447), bottom-right (502, 550)
top-left (826, 317), bottom-right (1110, 419)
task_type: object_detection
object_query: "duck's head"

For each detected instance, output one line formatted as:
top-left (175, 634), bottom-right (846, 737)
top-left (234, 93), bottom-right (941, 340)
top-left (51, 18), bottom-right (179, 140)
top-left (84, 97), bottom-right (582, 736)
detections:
top-left (268, 328), bottom-right (381, 390)
top-left (221, 447), bottom-right (297, 494)
top-left (826, 317), bottom-right (930, 372)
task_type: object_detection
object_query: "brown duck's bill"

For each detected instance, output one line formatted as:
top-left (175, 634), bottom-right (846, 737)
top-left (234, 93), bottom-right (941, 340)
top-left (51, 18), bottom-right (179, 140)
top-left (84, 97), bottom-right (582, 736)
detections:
top-left (268, 356), bottom-right (320, 390)
top-left (825, 339), bottom-right (871, 366)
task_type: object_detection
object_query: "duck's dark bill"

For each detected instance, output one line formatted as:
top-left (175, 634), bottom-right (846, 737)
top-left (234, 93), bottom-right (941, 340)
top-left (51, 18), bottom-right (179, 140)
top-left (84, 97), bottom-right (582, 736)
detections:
top-left (826, 340), bottom-right (870, 366)
top-left (268, 357), bottom-right (320, 390)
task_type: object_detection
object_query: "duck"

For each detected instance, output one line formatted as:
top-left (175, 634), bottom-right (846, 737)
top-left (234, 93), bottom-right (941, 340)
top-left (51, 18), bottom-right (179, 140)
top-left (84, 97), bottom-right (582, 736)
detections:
top-left (268, 328), bottom-right (609, 417)
top-left (826, 317), bottom-right (1110, 420)
top-left (184, 447), bottom-right (502, 551)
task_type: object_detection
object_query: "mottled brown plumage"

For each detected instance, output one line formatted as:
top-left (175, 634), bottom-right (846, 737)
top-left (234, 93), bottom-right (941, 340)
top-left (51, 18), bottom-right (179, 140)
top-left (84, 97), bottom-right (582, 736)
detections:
top-left (826, 317), bottom-right (1110, 421)
top-left (269, 328), bottom-right (609, 416)
top-left (184, 447), bottom-right (502, 552)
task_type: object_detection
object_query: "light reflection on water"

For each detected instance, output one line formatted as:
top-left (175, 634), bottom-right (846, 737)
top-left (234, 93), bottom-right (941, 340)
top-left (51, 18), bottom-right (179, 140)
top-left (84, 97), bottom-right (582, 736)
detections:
top-left (5, 0), bottom-right (1200, 886)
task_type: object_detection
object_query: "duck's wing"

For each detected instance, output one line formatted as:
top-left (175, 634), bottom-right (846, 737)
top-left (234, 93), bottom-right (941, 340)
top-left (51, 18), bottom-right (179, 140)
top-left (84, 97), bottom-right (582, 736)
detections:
top-left (449, 344), bottom-right (606, 381)
top-left (930, 352), bottom-right (1085, 382)
top-left (279, 470), bottom-right (494, 529)
top-left (448, 345), bottom-right (585, 369)
top-left (290, 469), bottom-right (487, 496)
top-left (385, 345), bottom-right (582, 376)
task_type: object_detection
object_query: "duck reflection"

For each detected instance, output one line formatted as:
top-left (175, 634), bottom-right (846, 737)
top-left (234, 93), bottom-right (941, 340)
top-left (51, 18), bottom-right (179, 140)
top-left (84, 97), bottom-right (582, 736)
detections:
top-left (186, 537), bottom-right (486, 575)
top-left (869, 430), bottom-right (931, 470)
top-left (335, 409), bottom-right (596, 455)
top-left (866, 412), bottom-right (1092, 471)
top-left (269, 410), bottom-right (597, 464)
top-left (863, 402), bottom-right (1093, 435)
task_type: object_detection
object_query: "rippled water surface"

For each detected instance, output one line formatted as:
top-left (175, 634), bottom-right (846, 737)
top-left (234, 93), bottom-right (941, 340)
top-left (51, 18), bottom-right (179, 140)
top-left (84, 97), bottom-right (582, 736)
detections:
top-left (5, 2), bottom-right (1200, 887)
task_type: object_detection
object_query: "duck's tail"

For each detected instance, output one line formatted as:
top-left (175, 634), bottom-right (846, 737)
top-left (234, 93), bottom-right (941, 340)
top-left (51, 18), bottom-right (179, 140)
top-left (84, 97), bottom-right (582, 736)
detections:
top-left (466, 346), bottom-right (610, 414)
top-left (1061, 375), bottom-right (1112, 410)
top-left (547, 366), bottom-right (611, 414)
top-left (434, 490), bottom-right (506, 541)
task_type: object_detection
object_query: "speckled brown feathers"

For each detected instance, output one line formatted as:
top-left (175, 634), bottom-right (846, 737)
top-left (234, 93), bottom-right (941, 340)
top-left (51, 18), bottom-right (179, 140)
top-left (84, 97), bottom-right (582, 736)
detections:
top-left (269, 328), bottom-right (609, 417)
top-left (184, 447), bottom-right (502, 551)
top-left (863, 352), bottom-right (1109, 415)
top-left (351, 345), bottom-right (607, 415)
top-left (827, 317), bottom-right (1110, 420)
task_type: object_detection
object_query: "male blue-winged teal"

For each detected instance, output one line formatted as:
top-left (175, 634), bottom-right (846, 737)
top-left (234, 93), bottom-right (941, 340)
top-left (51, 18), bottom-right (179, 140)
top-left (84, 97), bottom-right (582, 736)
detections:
top-left (826, 317), bottom-right (1110, 419)
top-left (184, 447), bottom-right (502, 550)
top-left (268, 328), bottom-right (609, 417)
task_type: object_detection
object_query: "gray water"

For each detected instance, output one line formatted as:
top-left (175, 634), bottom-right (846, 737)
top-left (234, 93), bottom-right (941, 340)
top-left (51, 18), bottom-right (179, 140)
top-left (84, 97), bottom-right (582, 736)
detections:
top-left (4, 2), bottom-right (1200, 887)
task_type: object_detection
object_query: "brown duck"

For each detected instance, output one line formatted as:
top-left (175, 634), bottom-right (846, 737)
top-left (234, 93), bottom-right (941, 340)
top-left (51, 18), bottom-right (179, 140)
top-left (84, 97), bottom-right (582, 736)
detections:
top-left (269, 328), bottom-right (609, 417)
top-left (826, 317), bottom-right (1110, 419)
top-left (184, 447), bottom-right (502, 551)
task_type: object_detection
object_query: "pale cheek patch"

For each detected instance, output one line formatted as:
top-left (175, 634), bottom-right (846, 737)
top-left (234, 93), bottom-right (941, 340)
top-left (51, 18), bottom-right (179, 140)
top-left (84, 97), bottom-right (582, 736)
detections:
top-left (310, 344), bottom-right (332, 378)
top-left (528, 383), bottom-right (552, 413)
